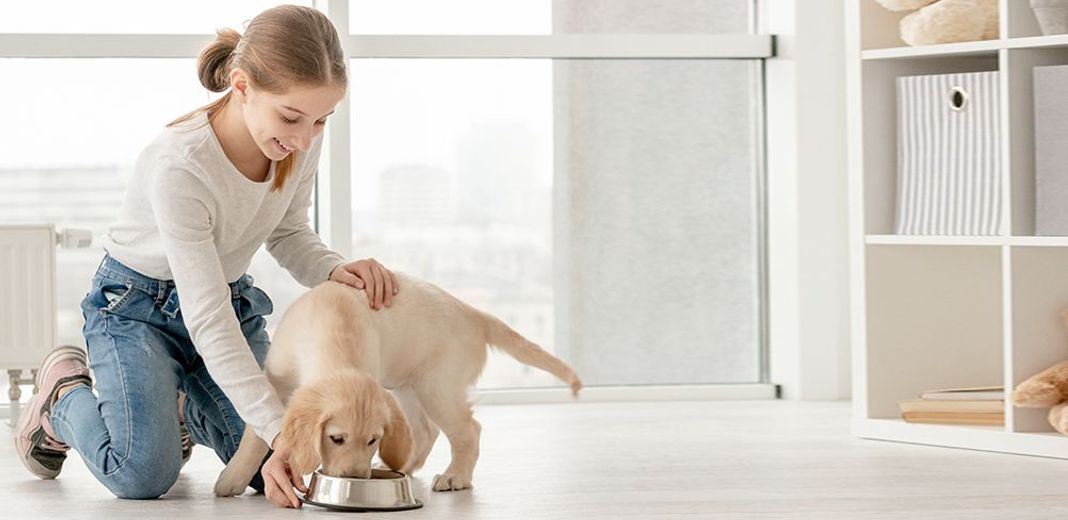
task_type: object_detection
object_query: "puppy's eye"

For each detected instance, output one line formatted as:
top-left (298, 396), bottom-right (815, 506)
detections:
top-left (329, 435), bottom-right (345, 446)
top-left (367, 437), bottom-right (378, 447)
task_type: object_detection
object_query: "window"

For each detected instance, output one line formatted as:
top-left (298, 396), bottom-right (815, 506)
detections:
top-left (346, 0), bottom-right (764, 388)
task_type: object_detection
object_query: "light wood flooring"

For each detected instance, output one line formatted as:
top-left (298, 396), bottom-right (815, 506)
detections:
top-left (3, 400), bottom-right (1068, 519)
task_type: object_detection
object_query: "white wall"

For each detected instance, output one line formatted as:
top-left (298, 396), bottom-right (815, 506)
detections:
top-left (764, 0), bottom-right (851, 400)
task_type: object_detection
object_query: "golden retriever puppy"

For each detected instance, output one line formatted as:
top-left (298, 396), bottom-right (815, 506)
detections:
top-left (214, 273), bottom-right (582, 496)
top-left (278, 370), bottom-right (412, 479)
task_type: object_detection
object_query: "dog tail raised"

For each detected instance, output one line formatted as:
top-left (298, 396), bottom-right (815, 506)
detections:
top-left (480, 312), bottom-right (583, 397)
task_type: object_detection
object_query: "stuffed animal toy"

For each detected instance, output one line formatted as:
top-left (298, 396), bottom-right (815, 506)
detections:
top-left (874, 0), bottom-right (999, 46)
top-left (1013, 310), bottom-right (1068, 435)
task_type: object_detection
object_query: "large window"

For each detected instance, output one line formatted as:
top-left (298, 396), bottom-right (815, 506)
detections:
top-left (346, 1), bottom-right (764, 388)
top-left (2, 0), bottom-right (767, 399)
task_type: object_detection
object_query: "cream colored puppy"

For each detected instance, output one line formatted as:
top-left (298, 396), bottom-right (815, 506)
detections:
top-left (214, 273), bottom-right (582, 496)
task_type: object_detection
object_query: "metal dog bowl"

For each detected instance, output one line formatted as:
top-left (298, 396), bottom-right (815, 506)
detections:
top-left (301, 469), bottom-right (423, 512)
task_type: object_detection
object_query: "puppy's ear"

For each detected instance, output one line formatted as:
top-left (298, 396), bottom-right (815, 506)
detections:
top-left (278, 386), bottom-right (328, 476)
top-left (378, 392), bottom-right (413, 472)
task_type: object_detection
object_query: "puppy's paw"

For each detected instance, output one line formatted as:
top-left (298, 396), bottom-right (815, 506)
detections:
top-left (213, 468), bottom-right (249, 497)
top-left (432, 472), bottom-right (473, 492)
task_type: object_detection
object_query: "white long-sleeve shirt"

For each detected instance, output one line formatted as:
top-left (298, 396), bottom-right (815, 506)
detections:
top-left (101, 111), bottom-right (346, 446)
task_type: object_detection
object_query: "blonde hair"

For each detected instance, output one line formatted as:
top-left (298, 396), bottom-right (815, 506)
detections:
top-left (170, 5), bottom-right (347, 192)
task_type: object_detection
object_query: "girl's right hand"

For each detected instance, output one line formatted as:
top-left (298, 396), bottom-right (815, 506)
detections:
top-left (261, 445), bottom-right (307, 508)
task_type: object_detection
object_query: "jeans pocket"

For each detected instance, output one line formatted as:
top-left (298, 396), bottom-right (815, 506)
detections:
top-left (241, 286), bottom-right (274, 319)
top-left (94, 280), bottom-right (136, 315)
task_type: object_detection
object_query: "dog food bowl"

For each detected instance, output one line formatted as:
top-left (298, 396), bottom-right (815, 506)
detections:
top-left (301, 469), bottom-right (423, 512)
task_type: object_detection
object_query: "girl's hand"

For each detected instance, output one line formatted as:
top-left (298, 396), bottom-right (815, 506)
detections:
top-left (329, 258), bottom-right (398, 310)
top-left (261, 445), bottom-right (306, 509)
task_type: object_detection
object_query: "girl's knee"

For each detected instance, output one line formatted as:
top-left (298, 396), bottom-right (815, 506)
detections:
top-left (105, 459), bottom-right (181, 499)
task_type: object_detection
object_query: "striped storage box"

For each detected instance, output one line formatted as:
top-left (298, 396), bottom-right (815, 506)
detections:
top-left (895, 71), bottom-right (1002, 235)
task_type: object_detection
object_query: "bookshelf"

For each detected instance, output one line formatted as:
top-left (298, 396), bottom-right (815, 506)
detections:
top-left (847, 0), bottom-right (1068, 458)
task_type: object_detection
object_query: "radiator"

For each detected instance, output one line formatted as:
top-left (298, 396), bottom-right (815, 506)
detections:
top-left (0, 224), bottom-right (57, 422)
top-left (0, 225), bottom-right (57, 370)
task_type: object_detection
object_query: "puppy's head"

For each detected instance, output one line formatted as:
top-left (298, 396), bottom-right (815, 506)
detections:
top-left (277, 370), bottom-right (413, 478)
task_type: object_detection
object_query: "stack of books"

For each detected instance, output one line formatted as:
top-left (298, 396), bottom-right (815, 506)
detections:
top-left (898, 386), bottom-right (1005, 426)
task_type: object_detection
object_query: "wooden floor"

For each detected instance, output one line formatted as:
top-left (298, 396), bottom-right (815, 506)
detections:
top-left (3, 400), bottom-right (1068, 519)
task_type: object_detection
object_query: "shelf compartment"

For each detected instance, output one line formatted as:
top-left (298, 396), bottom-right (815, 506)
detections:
top-left (864, 245), bottom-right (1003, 420)
top-left (860, 0), bottom-right (1002, 51)
top-left (1008, 247), bottom-right (1068, 433)
top-left (1004, 47), bottom-right (1068, 236)
top-left (861, 57), bottom-right (999, 235)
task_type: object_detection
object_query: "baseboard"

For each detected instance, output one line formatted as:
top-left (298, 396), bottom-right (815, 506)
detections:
top-left (0, 383), bottom-right (779, 422)
top-left (471, 383), bottom-right (778, 405)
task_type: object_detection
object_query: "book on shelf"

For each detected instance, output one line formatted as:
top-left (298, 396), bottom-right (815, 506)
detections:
top-left (901, 411), bottom-right (1004, 426)
top-left (897, 385), bottom-right (1005, 426)
top-left (918, 386), bottom-right (1004, 401)
top-left (897, 398), bottom-right (1003, 414)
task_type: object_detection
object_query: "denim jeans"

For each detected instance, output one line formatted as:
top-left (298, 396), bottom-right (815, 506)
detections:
top-left (51, 255), bottom-right (272, 499)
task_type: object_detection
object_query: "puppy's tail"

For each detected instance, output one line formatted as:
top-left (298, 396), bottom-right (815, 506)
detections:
top-left (480, 313), bottom-right (583, 397)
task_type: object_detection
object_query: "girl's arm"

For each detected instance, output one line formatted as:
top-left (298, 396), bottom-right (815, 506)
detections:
top-left (265, 164), bottom-right (346, 287)
top-left (151, 164), bottom-right (286, 446)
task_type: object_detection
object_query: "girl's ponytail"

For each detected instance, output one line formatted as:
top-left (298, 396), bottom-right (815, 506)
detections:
top-left (198, 28), bottom-right (241, 93)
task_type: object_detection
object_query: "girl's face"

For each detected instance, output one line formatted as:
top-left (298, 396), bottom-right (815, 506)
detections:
top-left (233, 70), bottom-right (347, 161)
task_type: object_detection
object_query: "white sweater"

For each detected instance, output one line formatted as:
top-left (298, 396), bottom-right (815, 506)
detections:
top-left (102, 112), bottom-right (346, 446)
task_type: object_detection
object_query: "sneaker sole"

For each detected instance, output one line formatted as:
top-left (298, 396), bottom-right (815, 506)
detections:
top-left (14, 411), bottom-right (59, 479)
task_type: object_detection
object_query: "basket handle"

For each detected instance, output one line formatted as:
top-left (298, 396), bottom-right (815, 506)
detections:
top-left (948, 86), bottom-right (969, 112)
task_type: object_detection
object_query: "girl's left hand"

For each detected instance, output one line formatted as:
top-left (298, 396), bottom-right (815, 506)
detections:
top-left (329, 258), bottom-right (398, 310)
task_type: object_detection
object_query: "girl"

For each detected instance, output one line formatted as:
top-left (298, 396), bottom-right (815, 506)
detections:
top-left (14, 5), bottom-right (391, 509)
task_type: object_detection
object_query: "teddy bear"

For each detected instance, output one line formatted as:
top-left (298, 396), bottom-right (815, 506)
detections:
top-left (1012, 310), bottom-right (1068, 435)
top-left (874, 0), bottom-right (999, 47)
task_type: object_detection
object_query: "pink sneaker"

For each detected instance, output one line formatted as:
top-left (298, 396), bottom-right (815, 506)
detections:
top-left (14, 345), bottom-right (92, 479)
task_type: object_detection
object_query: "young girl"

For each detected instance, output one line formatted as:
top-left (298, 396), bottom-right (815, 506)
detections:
top-left (14, 5), bottom-right (392, 509)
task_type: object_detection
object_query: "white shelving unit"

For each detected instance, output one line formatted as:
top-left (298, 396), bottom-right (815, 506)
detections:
top-left (847, 0), bottom-right (1068, 458)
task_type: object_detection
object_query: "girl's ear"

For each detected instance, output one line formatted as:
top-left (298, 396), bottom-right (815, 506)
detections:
top-left (230, 68), bottom-right (250, 100)
top-left (278, 387), bottom-right (327, 476)
top-left (378, 392), bottom-right (413, 472)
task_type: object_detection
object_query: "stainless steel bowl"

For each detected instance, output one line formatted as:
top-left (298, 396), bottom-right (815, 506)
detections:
top-left (301, 469), bottom-right (423, 512)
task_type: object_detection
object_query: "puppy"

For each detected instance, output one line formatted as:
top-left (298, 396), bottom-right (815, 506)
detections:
top-left (214, 272), bottom-right (582, 496)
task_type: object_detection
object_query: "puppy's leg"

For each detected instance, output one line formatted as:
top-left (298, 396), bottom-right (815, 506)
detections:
top-left (391, 387), bottom-right (439, 474)
top-left (214, 427), bottom-right (271, 497)
top-left (416, 384), bottom-right (480, 492)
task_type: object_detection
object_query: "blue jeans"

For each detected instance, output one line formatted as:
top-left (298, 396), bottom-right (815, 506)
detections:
top-left (52, 255), bottom-right (273, 499)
